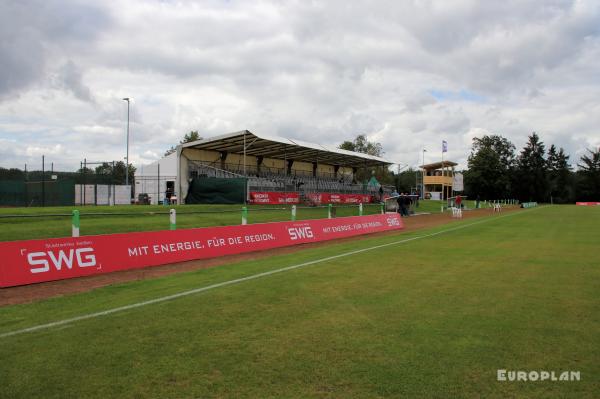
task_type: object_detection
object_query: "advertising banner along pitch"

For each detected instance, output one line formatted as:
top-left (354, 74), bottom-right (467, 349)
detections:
top-left (0, 214), bottom-right (403, 287)
top-left (248, 192), bottom-right (300, 204)
top-left (306, 193), bottom-right (373, 205)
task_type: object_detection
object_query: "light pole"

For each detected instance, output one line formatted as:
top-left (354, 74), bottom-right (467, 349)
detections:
top-left (422, 148), bottom-right (427, 199)
top-left (123, 97), bottom-right (130, 196)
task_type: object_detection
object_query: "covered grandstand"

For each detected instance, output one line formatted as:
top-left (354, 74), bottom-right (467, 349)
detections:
top-left (176, 130), bottom-right (394, 204)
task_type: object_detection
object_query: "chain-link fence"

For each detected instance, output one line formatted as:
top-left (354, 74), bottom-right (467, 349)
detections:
top-left (0, 159), bottom-right (134, 207)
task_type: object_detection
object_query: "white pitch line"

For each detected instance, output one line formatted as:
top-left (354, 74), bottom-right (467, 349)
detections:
top-left (0, 207), bottom-right (542, 339)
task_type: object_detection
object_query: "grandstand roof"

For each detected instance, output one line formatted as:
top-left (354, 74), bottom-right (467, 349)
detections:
top-left (179, 130), bottom-right (393, 168)
top-left (420, 161), bottom-right (458, 170)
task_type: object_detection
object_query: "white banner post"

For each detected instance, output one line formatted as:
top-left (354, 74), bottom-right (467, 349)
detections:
top-left (242, 206), bottom-right (248, 225)
top-left (169, 209), bottom-right (176, 230)
top-left (72, 210), bottom-right (80, 237)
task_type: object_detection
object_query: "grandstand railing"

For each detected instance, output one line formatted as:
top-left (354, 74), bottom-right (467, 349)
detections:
top-left (189, 161), bottom-right (244, 179)
top-left (189, 161), bottom-right (352, 182)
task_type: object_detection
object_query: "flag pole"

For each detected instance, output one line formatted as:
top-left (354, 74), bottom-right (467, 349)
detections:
top-left (441, 142), bottom-right (444, 201)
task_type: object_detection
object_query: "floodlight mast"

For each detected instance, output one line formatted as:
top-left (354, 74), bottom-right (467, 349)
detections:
top-left (123, 97), bottom-right (130, 201)
top-left (422, 148), bottom-right (427, 199)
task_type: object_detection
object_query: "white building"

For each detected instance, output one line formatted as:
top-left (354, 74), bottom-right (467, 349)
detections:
top-left (134, 152), bottom-right (178, 204)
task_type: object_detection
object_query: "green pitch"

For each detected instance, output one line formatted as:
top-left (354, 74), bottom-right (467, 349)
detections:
top-left (1, 206), bottom-right (598, 398)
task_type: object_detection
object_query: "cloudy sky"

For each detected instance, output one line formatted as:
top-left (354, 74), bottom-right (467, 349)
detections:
top-left (1, 0), bottom-right (599, 171)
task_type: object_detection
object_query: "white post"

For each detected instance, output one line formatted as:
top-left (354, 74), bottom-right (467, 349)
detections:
top-left (169, 209), bottom-right (176, 230)
top-left (72, 210), bottom-right (80, 237)
top-left (242, 206), bottom-right (248, 225)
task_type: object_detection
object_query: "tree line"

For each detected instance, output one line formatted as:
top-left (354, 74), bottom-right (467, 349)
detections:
top-left (342, 133), bottom-right (599, 203)
top-left (463, 133), bottom-right (599, 203)
top-left (0, 161), bottom-right (136, 185)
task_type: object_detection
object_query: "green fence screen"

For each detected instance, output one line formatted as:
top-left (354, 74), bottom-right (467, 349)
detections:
top-left (0, 181), bottom-right (26, 206)
top-left (0, 180), bottom-right (75, 207)
top-left (185, 178), bottom-right (247, 204)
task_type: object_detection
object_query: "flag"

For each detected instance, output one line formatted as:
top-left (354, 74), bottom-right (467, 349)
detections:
top-left (442, 140), bottom-right (448, 153)
top-left (452, 173), bottom-right (464, 191)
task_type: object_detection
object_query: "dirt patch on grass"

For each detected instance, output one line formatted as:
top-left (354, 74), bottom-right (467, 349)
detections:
top-left (0, 207), bottom-right (520, 306)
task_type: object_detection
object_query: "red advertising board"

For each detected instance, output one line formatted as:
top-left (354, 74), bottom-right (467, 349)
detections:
top-left (248, 192), bottom-right (300, 204)
top-left (0, 214), bottom-right (403, 287)
top-left (307, 193), bottom-right (373, 205)
top-left (576, 202), bottom-right (600, 206)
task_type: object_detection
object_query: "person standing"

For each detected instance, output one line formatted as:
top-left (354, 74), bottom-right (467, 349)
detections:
top-left (455, 194), bottom-right (462, 209)
top-left (396, 193), bottom-right (403, 215)
top-left (403, 193), bottom-right (412, 216)
top-left (399, 193), bottom-right (408, 217)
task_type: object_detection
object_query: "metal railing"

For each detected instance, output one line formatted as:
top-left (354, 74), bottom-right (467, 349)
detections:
top-left (189, 162), bottom-right (244, 179)
top-left (189, 161), bottom-right (352, 182)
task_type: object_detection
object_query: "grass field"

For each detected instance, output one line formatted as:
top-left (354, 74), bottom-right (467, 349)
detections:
top-left (0, 199), bottom-right (476, 242)
top-left (2, 205), bottom-right (596, 398)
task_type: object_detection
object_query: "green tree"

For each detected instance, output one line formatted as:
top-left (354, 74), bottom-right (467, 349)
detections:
top-left (338, 134), bottom-right (383, 157)
top-left (77, 166), bottom-right (94, 174)
top-left (94, 162), bottom-right (116, 184)
top-left (394, 168), bottom-right (418, 193)
top-left (113, 161), bottom-right (136, 185)
top-left (576, 148), bottom-right (600, 201)
top-left (464, 135), bottom-right (515, 200)
top-left (95, 162), bottom-right (113, 175)
top-left (515, 132), bottom-right (549, 202)
top-left (0, 167), bottom-right (25, 181)
top-left (83, 161), bottom-right (136, 185)
top-left (547, 145), bottom-right (573, 203)
top-left (339, 134), bottom-right (388, 183)
top-left (182, 131), bottom-right (201, 143)
top-left (165, 131), bottom-right (203, 156)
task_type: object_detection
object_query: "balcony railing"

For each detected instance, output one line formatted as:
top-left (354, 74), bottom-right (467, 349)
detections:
top-left (424, 175), bottom-right (453, 185)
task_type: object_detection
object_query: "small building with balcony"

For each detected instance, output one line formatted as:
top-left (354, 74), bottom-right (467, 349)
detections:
top-left (420, 160), bottom-right (457, 200)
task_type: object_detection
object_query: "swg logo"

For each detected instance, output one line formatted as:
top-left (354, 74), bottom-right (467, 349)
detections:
top-left (25, 248), bottom-right (97, 274)
top-left (288, 226), bottom-right (314, 240)
top-left (387, 217), bottom-right (400, 227)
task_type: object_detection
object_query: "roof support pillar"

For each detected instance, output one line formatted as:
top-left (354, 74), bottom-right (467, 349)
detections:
top-left (256, 156), bottom-right (263, 177)
top-left (219, 151), bottom-right (228, 170)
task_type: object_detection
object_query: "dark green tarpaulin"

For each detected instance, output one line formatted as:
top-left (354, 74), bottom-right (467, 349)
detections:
top-left (0, 180), bottom-right (75, 207)
top-left (0, 181), bottom-right (26, 206)
top-left (185, 178), bottom-right (247, 204)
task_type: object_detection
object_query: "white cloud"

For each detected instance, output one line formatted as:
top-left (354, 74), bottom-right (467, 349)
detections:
top-left (0, 0), bottom-right (599, 171)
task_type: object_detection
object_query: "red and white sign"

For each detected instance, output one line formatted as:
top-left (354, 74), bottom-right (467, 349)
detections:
top-left (576, 202), bottom-right (600, 206)
top-left (0, 214), bottom-right (403, 287)
top-left (307, 193), bottom-right (373, 205)
top-left (248, 192), bottom-right (300, 204)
